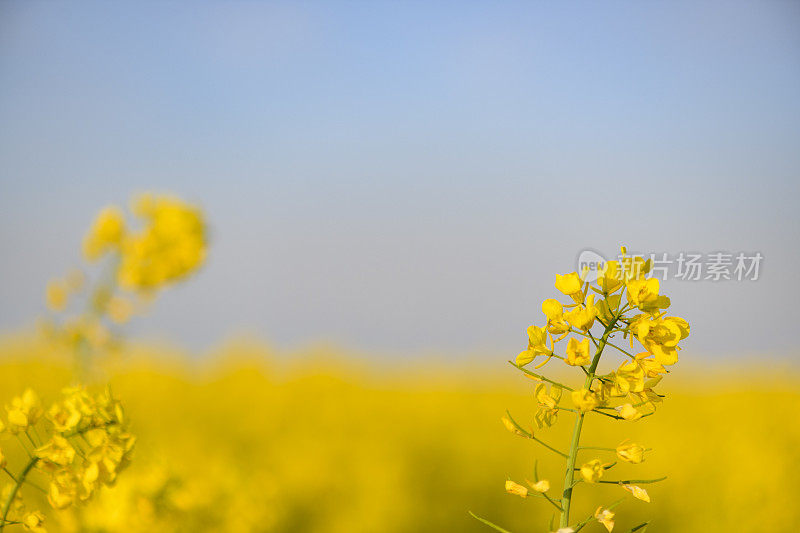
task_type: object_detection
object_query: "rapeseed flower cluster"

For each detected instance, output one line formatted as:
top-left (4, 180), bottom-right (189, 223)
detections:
top-left (2, 193), bottom-right (207, 532)
top-left (0, 387), bottom-right (134, 533)
top-left (41, 193), bottom-right (207, 355)
top-left (477, 247), bottom-right (690, 532)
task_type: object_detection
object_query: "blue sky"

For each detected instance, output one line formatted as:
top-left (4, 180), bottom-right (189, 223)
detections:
top-left (1, 1), bottom-right (799, 360)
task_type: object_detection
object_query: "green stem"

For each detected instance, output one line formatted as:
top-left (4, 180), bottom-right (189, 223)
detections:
top-left (508, 361), bottom-right (574, 391)
top-left (0, 457), bottom-right (39, 531)
top-left (559, 314), bottom-right (620, 528)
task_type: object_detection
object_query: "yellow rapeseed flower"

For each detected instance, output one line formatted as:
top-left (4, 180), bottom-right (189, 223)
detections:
top-left (21, 510), bottom-right (46, 533)
top-left (623, 484), bottom-right (651, 503)
top-left (117, 195), bottom-right (206, 291)
top-left (616, 441), bottom-right (645, 464)
top-left (536, 384), bottom-right (561, 410)
top-left (564, 294), bottom-right (597, 331)
top-left (36, 435), bottom-right (77, 467)
top-left (571, 388), bottom-right (598, 412)
top-left (83, 206), bottom-right (126, 261)
top-left (516, 325), bottom-right (551, 366)
top-left (542, 299), bottom-right (570, 335)
top-left (565, 338), bottom-right (591, 366)
top-left (529, 479), bottom-right (550, 493)
top-left (505, 480), bottom-right (528, 498)
top-left (47, 400), bottom-right (82, 433)
top-left (616, 403), bottom-right (642, 421)
top-left (626, 278), bottom-right (660, 309)
top-left (580, 459), bottom-right (605, 483)
top-left (613, 360), bottom-right (645, 394)
top-left (555, 272), bottom-right (584, 303)
top-left (594, 506), bottom-right (615, 532)
top-left (633, 316), bottom-right (689, 365)
top-left (6, 388), bottom-right (43, 433)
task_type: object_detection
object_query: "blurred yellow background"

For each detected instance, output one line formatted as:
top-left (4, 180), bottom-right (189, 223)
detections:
top-left (1, 334), bottom-right (796, 532)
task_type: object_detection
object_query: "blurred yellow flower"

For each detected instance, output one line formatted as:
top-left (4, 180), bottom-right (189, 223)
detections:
top-left (594, 506), bottom-right (615, 532)
top-left (47, 400), bottom-right (82, 433)
top-left (6, 388), bottom-right (43, 433)
top-left (36, 436), bottom-right (77, 467)
top-left (118, 195), bottom-right (206, 291)
top-left (106, 296), bottom-right (133, 324)
top-left (22, 511), bottom-right (46, 533)
top-left (83, 206), bottom-right (126, 261)
top-left (45, 280), bottom-right (69, 312)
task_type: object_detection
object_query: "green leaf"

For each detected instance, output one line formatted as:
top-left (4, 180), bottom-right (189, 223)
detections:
top-left (468, 512), bottom-right (513, 533)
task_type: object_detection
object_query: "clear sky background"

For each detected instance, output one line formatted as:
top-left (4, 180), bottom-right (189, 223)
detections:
top-left (1, 1), bottom-right (799, 361)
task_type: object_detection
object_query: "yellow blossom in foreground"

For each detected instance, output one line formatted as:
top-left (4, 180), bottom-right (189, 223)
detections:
top-left (616, 441), bottom-right (645, 464)
top-left (47, 400), bottom-right (82, 433)
top-left (571, 388), bottom-right (598, 412)
top-left (542, 299), bottom-right (570, 334)
top-left (594, 506), bottom-right (615, 532)
top-left (535, 384), bottom-right (562, 429)
top-left (516, 325), bottom-right (550, 366)
top-left (626, 278), bottom-right (661, 309)
top-left (6, 388), bottom-right (43, 433)
top-left (633, 315), bottom-right (689, 365)
top-left (36, 436), bottom-right (77, 467)
top-left (564, 294), bottom-right (597, 331)
top-left (565, 338), bottom-right (591, 366)
top-left (614, 359), bottom-right (645, 394)
top-left (617, 403), bottom-right (643, 421)
top-left (22, 510), bottom-right (47, 533)
top-left (623, 484), bottom-right (651, 503)
top-left (505, 480), bottom-right (528, 498)
top-left (555, 272), bottom-right (584, 303)
top-left (580, 459), bottom-right (605, 483)
top-left (48, 469), bottom-right (79, 509)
